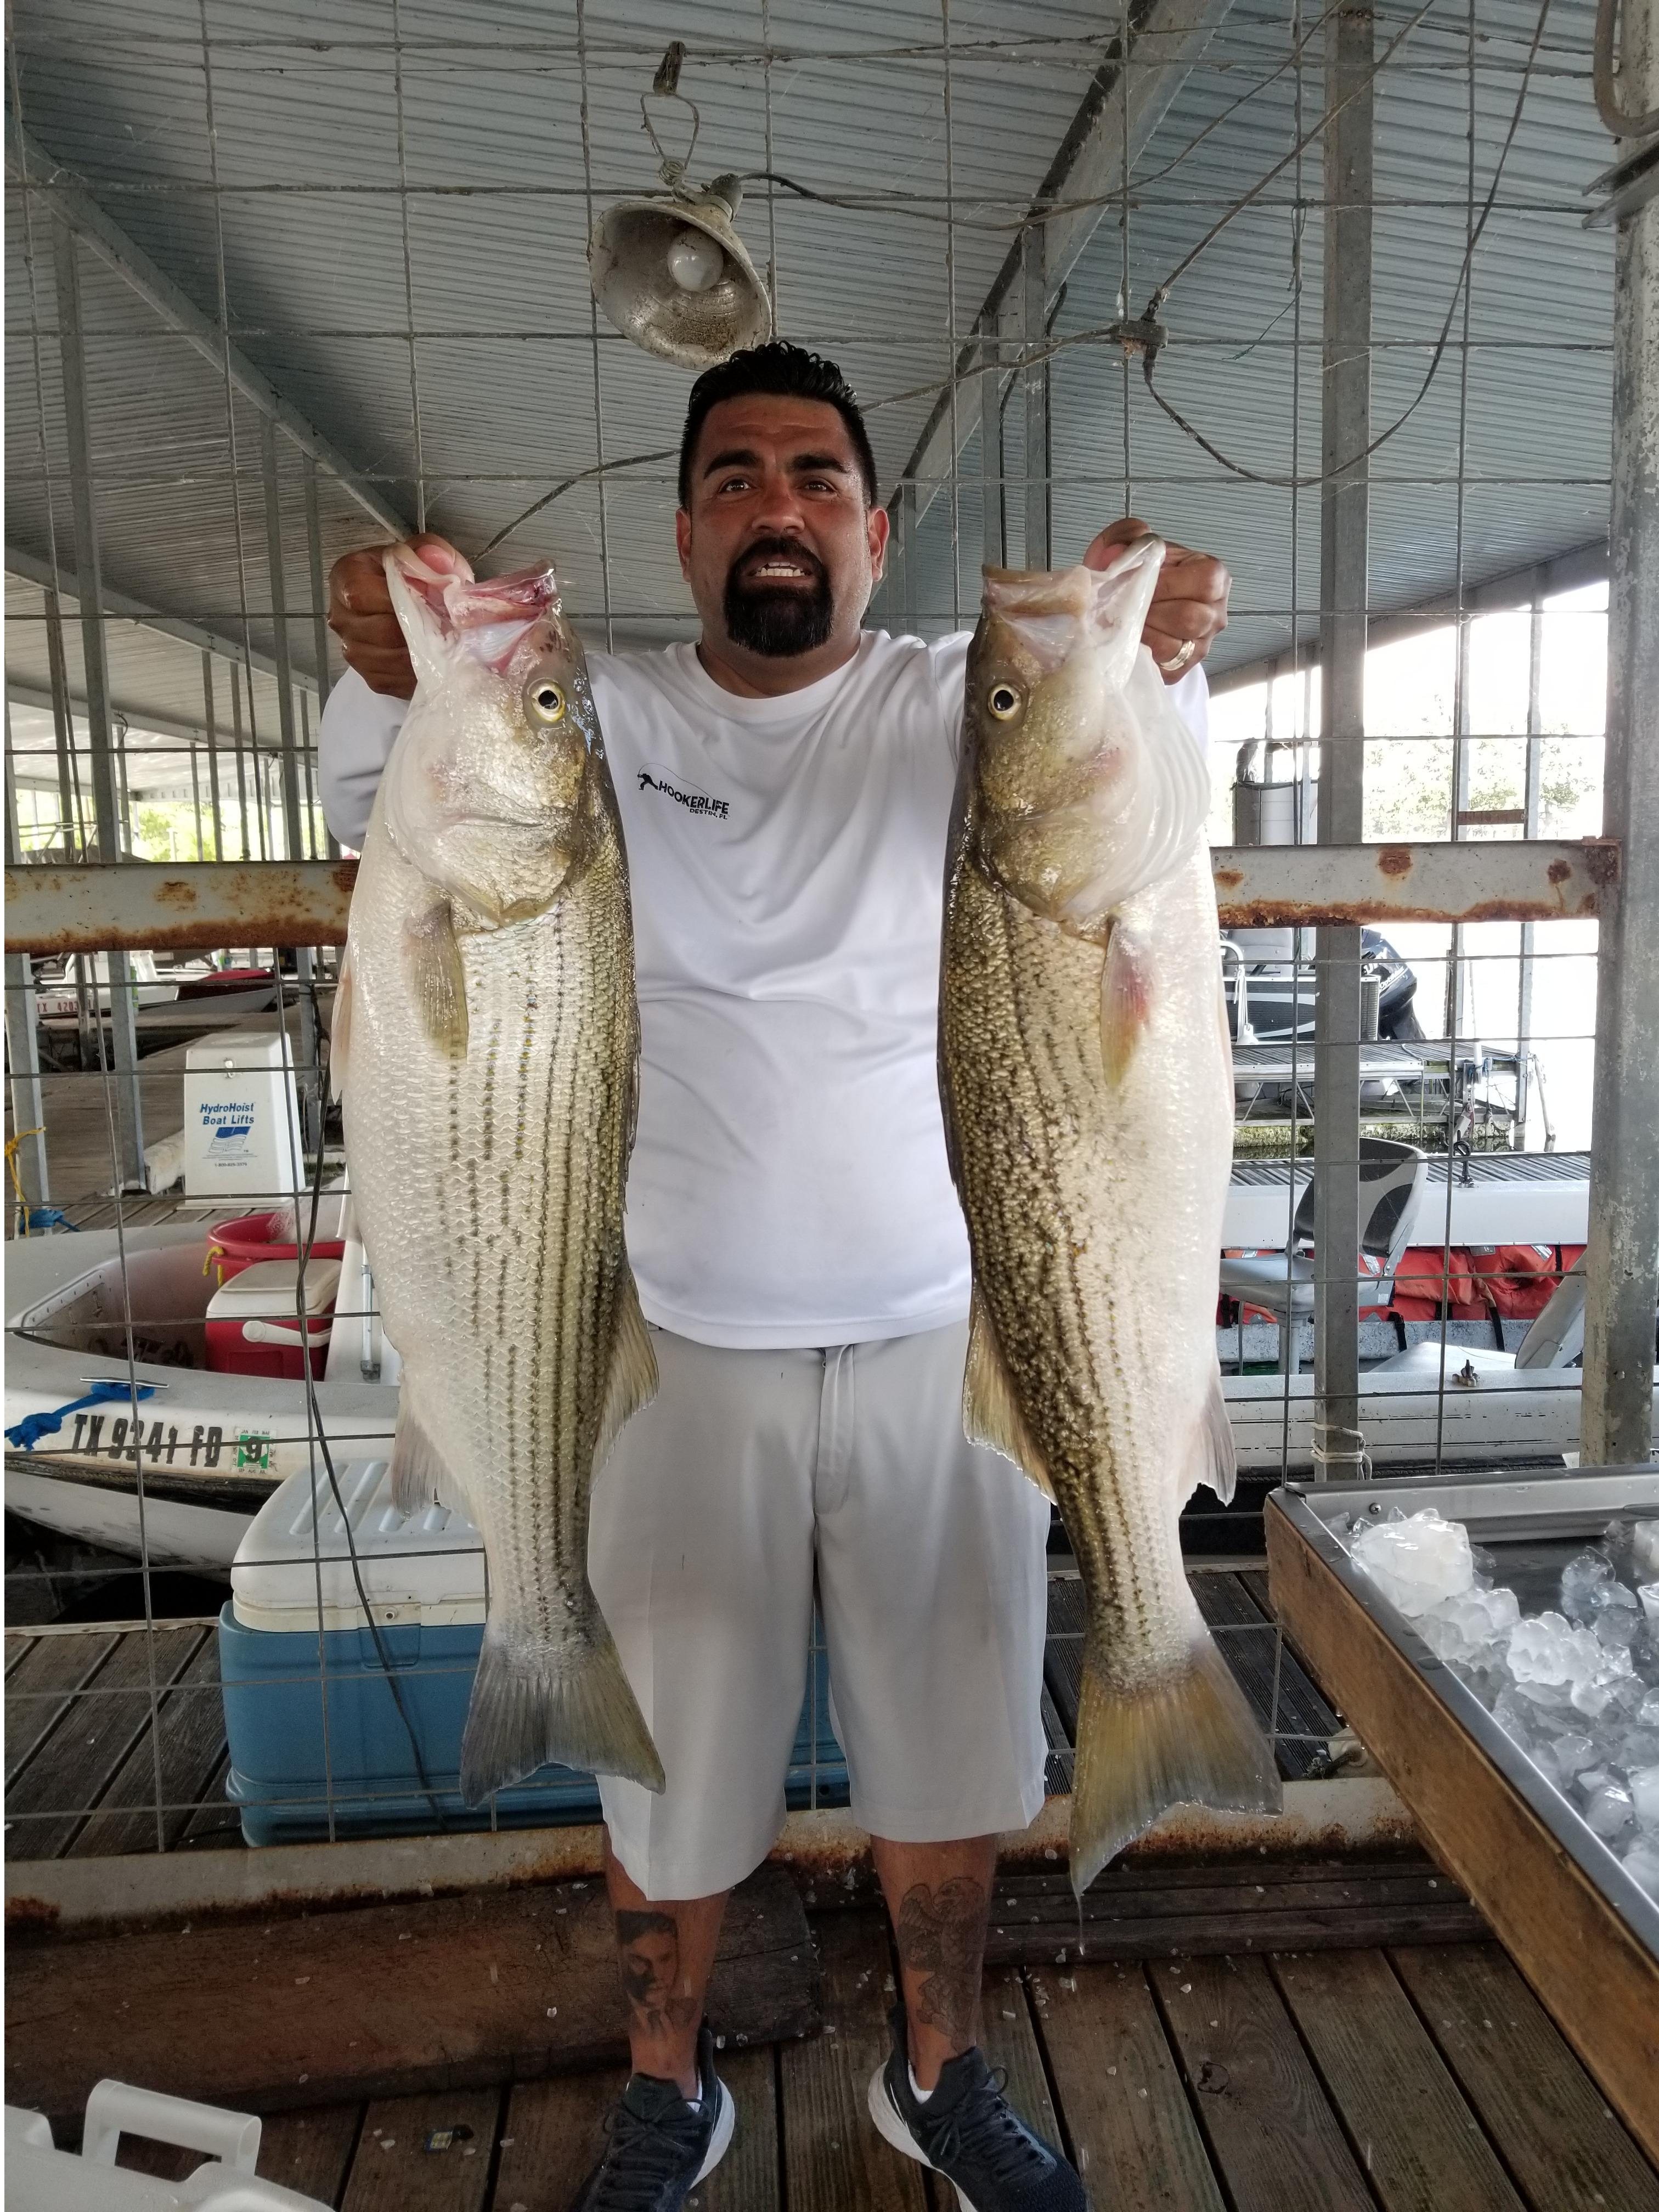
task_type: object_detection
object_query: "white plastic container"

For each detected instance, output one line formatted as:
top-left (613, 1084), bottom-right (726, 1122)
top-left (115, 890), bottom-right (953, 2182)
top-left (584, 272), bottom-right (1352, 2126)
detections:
top-left (205, 1259), bottom-right (342, 1382)
top-left (183, 1030), bottom-right (306, 1201)
top-left (230, 1459), bottom-right (483, 1633)
top-left (6, 2083), bottom-right (331, 2210)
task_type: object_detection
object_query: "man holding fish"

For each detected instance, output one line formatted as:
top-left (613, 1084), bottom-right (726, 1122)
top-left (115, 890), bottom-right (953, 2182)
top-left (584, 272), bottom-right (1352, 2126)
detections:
top-left (323, 342), bottom-right (1237, 2212)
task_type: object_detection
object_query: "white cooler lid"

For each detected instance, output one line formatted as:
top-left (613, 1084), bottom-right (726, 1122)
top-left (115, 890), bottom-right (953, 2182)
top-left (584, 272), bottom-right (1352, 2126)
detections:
top-left (230, 1459), bottom-right (484, 1632)
top-left (207, 1258), bottom-right (342, 1321)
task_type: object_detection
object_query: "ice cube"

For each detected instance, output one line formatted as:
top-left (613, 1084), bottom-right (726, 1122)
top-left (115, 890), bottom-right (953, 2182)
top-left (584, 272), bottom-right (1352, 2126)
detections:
top-left (1629, 1764), bottom-right (1659, 1832)
top-left (1593, 1581), bottom-right (1639, 1613)
top-left (1594, 1608), bottom-right (1641, 1652)
top-left (1638, 1583), bottom-right (1659, 1625)
top-left (1560, 1550), bottom-right (1614, 1620)
top-left (1615, 1728), bottom-right (1659, 1772)
top-left (1622, 1833), bottom-right (1659, 1900)
top-left (1582, 1782), bottom-right (1635, 1839)
top-left (1632, 1520), bottom-right (1659, 1580)
top-left (1541, 1731), bottom-right (1596, 1788)
top-left (1351, 1510), bottom-right (1474, 1618)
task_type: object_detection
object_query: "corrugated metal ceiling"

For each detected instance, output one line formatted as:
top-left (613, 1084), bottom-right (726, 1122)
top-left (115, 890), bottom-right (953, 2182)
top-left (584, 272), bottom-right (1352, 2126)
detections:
top-left (5, 0), bottom-right (1618, 744)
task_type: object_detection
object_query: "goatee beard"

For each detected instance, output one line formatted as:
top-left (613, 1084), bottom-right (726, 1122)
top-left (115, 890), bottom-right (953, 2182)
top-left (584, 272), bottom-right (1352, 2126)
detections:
top-left (723, 538), bottom-right (835, 657)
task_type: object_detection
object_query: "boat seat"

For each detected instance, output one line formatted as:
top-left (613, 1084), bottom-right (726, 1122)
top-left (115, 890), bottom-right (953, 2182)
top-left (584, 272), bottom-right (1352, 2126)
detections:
top-left (1220, 1138), bottom-right (1427, 1372)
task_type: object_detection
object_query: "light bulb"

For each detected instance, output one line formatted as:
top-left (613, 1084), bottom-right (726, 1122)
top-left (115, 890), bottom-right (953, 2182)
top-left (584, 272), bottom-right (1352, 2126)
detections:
top-left (666, 227), bottom-right (724, 293)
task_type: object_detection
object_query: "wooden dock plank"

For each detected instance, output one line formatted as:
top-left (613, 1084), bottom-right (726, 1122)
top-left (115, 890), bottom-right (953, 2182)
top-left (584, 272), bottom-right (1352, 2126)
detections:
top-left (5, 1866), bottom-right (819, 2121)
top-left (779, 1911), bottom-right (925, 2212)
top-left (174, 1746), bottom-right (241, 1848)
top-left (339, 2087), bottom-right (501, 2212)
top-left (1152, 1954), bottom-right (1376, 2212)
top-left (1269, 1949), bottom-right (1526, 2212)
top-left (1391, 1944), bottom-right (1659, 2212)
top-left (978, 1964), bottom-right (1063, 2157)
top-left (4, 1625), bottom-right (206, 1859)
top-left (6, 1634), bottom-right (40, 1677)
top-left (1028, 1961), bottom-right (1224, 2212)
top-left (701, 2047), bottom-right (782, 2212)
top-left (494, 2068), bottom-right (627, 2212)
top-left (256, 2105), bottom-right (364, 2209)
top-left (4, 1629), bottom-right (120, 1785)
top-left (69, 1634), bottom-right (227, 1858)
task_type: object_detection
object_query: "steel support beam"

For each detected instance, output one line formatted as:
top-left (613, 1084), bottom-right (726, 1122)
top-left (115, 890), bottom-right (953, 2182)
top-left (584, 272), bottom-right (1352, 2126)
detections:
top-left (51, 216), bottom-right (143, 1187)
top-left (4, 733), bottom-right (49, 1217)
top-left (7, 119), bottom-right (409, 541)
top-left (2, 843), bottom-right (1615, 958)
top-left (1583, 1), bottom-right (1659, 1467)
top-left (6, 543), bottom-right (312, 695)
top-left (1312, 4), bottom-right (1373, 1468)
top-left (885, 0), bottom-right (1237, 542)
top-left (1022, 224), bottom-right (1051, 569)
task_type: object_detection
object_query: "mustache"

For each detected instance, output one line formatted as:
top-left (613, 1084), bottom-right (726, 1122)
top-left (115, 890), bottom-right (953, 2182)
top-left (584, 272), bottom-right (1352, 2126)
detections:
top-left (726, 536), bottom-right (829, 593)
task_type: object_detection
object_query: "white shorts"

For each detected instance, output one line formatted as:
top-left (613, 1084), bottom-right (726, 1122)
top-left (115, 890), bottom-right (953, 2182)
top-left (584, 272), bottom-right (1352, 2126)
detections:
top-left (589, 1319), bottom-right (1052, 1900)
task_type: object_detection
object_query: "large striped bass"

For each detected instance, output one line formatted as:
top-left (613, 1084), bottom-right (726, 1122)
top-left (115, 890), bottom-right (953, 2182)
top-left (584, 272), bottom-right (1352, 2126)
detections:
top-left (334, 547), bottom-right (663, 1804)
top-left (939, 540), bottom-right (1279, 1894)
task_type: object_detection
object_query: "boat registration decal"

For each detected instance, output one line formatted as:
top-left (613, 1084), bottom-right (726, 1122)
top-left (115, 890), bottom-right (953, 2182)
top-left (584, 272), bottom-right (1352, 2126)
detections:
top-left (236, 1431), bottom-right (273, 1470)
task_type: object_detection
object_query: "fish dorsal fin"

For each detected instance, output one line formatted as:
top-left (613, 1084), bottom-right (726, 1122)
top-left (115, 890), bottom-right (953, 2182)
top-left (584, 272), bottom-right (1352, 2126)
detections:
top-left (404, 899), bottom-right (469, 1056)
top-left (963, 1288), bottom-right (1054, 1499)
top-left (388, 1403), bottom-right (470, 1521)
top-left (328, 951), bottom-right (354, 1103)
top-left (1197, 1362), bottom-right (1237, 1506)
top-left (594, 1268), bottom-right (658, 1475)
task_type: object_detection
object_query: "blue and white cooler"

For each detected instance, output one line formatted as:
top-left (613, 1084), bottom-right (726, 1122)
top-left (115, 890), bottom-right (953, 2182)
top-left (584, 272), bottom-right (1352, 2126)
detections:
top-left (219, 1460), bottom-right (847, 1844)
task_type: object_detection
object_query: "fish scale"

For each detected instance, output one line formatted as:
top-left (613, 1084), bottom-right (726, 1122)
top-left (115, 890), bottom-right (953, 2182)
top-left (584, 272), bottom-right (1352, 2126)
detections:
top-left (338, 549), bottom-right (663, 1805)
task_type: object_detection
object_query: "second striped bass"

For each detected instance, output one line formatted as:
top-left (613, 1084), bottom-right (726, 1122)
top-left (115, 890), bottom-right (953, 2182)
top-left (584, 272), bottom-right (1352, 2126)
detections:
top-left (335, 546), bottom-right (663, 1804)
top-left (939, 540), bottom-right (1280, 1894)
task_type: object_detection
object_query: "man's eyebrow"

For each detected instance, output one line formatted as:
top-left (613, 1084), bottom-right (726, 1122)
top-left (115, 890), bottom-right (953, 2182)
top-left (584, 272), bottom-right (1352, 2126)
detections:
top-left (789, 452), bottom-right (849, 475)
top-left (701, 445), bottom-right (762, 478)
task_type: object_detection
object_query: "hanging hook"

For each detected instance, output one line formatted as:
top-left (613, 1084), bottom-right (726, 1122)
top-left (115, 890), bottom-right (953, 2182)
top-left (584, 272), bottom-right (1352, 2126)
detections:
top-left (641, 40), bottom-right (701, 193)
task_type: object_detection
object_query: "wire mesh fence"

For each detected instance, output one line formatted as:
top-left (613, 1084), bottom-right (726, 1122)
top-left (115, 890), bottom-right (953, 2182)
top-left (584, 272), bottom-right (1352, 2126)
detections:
top-left (4, 0), bottom-right (1653, 1863)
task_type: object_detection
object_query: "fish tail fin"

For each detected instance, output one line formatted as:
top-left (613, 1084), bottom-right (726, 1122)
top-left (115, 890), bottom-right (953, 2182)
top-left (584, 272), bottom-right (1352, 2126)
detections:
top-left (459, 1618), bottom-right (665, 1805)
top-left (1069, 1635), bottom-right (1280, 1895)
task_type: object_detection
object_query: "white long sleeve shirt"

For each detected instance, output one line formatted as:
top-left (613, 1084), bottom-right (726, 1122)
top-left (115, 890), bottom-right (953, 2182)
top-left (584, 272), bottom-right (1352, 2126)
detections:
top-left (320, 633), bottom-right (1207, 1349)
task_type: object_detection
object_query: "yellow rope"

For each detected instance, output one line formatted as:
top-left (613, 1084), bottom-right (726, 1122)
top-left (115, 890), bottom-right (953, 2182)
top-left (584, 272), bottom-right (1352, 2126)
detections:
top-left (5, 1128), bottom-right (46, 1237)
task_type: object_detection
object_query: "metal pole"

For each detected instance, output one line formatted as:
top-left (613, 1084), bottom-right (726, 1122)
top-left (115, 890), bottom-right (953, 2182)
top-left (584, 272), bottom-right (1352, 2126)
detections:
top-left (202, 651), bottom-right (224, 863)
top-left (52, 213), bottom-right (143, 1183)
top-left (1515, 574), bottom-right (1544, 1146)
top-left (231, 664), bottom-right (252, 862)
top-left (303, 455), bottom-right (334, 708)
top-left (980, 312), bottom-right (1004, 574)
top-left (43, 588), bottom-right (80, 855)
top-left (1022, 222), bottom-right (1050, 569)
top-left (261, 416), bottom-right (306, 861)
top-left (1583, 0), bottom-right (1659, 1468)
top-left (1311, 2), bottom-right (1372, 1465)
top-left (4, 726), bottom-right (49, 1220)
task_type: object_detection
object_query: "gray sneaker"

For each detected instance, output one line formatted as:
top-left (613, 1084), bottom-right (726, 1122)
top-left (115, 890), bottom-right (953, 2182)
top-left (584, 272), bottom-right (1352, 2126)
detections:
top-left (867, 1999), bottom-right (1087, 2211)
top-left (572, 2023), bottom-right (735, 2211)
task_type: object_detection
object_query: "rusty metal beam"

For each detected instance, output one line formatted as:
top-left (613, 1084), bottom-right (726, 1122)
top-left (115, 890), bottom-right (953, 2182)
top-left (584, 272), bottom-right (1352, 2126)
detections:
top-left (2, 841), bottom-right (1618, 956)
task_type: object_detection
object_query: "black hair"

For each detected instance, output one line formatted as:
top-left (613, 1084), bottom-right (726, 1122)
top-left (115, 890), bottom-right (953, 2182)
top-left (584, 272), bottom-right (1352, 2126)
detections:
top-left (678, 341), bottom-right (878, 510)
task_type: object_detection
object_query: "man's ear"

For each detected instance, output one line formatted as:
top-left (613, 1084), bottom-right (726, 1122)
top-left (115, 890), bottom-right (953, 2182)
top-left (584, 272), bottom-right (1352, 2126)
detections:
top-left (675, 507), bottom-right (693, 582)
top-left (867, 501), bottom-right (890, 585)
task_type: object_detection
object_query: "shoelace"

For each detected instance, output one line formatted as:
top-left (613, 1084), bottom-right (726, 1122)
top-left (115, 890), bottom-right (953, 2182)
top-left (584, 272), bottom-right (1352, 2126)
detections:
top-left (924, 2065), bottom-right (1054, 2186)
top-left (588, 2095), bottom-right (708, 2211)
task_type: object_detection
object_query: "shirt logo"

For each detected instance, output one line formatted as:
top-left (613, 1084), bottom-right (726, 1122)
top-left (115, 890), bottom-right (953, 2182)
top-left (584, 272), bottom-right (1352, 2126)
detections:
top-left (636, 764), bottom-right (730, 821)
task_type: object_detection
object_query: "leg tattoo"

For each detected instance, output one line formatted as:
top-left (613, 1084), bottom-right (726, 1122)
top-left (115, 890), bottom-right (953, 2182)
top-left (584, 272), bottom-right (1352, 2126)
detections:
top-left (616, 1908), bottom-right (700, 2043)
top-left (893, 1876), bottom-right (989, 2051)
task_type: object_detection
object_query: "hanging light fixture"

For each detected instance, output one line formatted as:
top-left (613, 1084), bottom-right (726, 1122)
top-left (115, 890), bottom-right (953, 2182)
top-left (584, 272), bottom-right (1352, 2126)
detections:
top-left (587, 42), bottom-right (772, 371)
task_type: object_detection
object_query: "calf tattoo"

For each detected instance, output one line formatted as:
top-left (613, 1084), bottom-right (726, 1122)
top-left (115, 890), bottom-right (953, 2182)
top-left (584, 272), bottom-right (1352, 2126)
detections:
top-left (616, 1908), bottom-right (699, 2041)
top-left (894, 1876), bottom-right (988, 2050)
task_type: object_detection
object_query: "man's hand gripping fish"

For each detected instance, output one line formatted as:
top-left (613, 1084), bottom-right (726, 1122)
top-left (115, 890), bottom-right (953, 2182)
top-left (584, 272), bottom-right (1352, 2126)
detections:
top-left (334, 546), bottom-right (664, 1804)
top-left (940, 539), bottom-right (1280, 1895)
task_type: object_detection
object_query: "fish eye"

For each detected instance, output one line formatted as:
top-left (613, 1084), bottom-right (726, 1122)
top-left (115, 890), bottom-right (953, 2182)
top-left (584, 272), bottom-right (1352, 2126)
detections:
top-left (527, 678), bottom-right (566, 725)
top-left (987, 682), bottom-right (1022, 721)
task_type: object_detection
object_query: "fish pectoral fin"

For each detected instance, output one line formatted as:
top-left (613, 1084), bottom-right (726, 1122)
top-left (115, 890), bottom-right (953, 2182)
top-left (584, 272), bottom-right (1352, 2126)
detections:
top-left (963, 1289), bottom-right (1054, 1500)
top-left (594, 1269), bottom-right (658, 1475)
top-left (404, 900), bottom-right (469, 1056)
top-left (388, 1405), bottom-right (467, 1520)
top-left (328, 951), bottom-right (353, 1103)
top-left (1199, 1363), bottom-right (1237, 1506)
top-left (1099, 919), bottom-right (1153, 1085)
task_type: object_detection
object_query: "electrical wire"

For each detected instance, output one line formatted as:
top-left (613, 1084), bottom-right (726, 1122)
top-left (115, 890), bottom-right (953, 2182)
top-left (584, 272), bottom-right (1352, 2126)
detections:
top-left (1139, 0), bottom-right (1556, 491)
